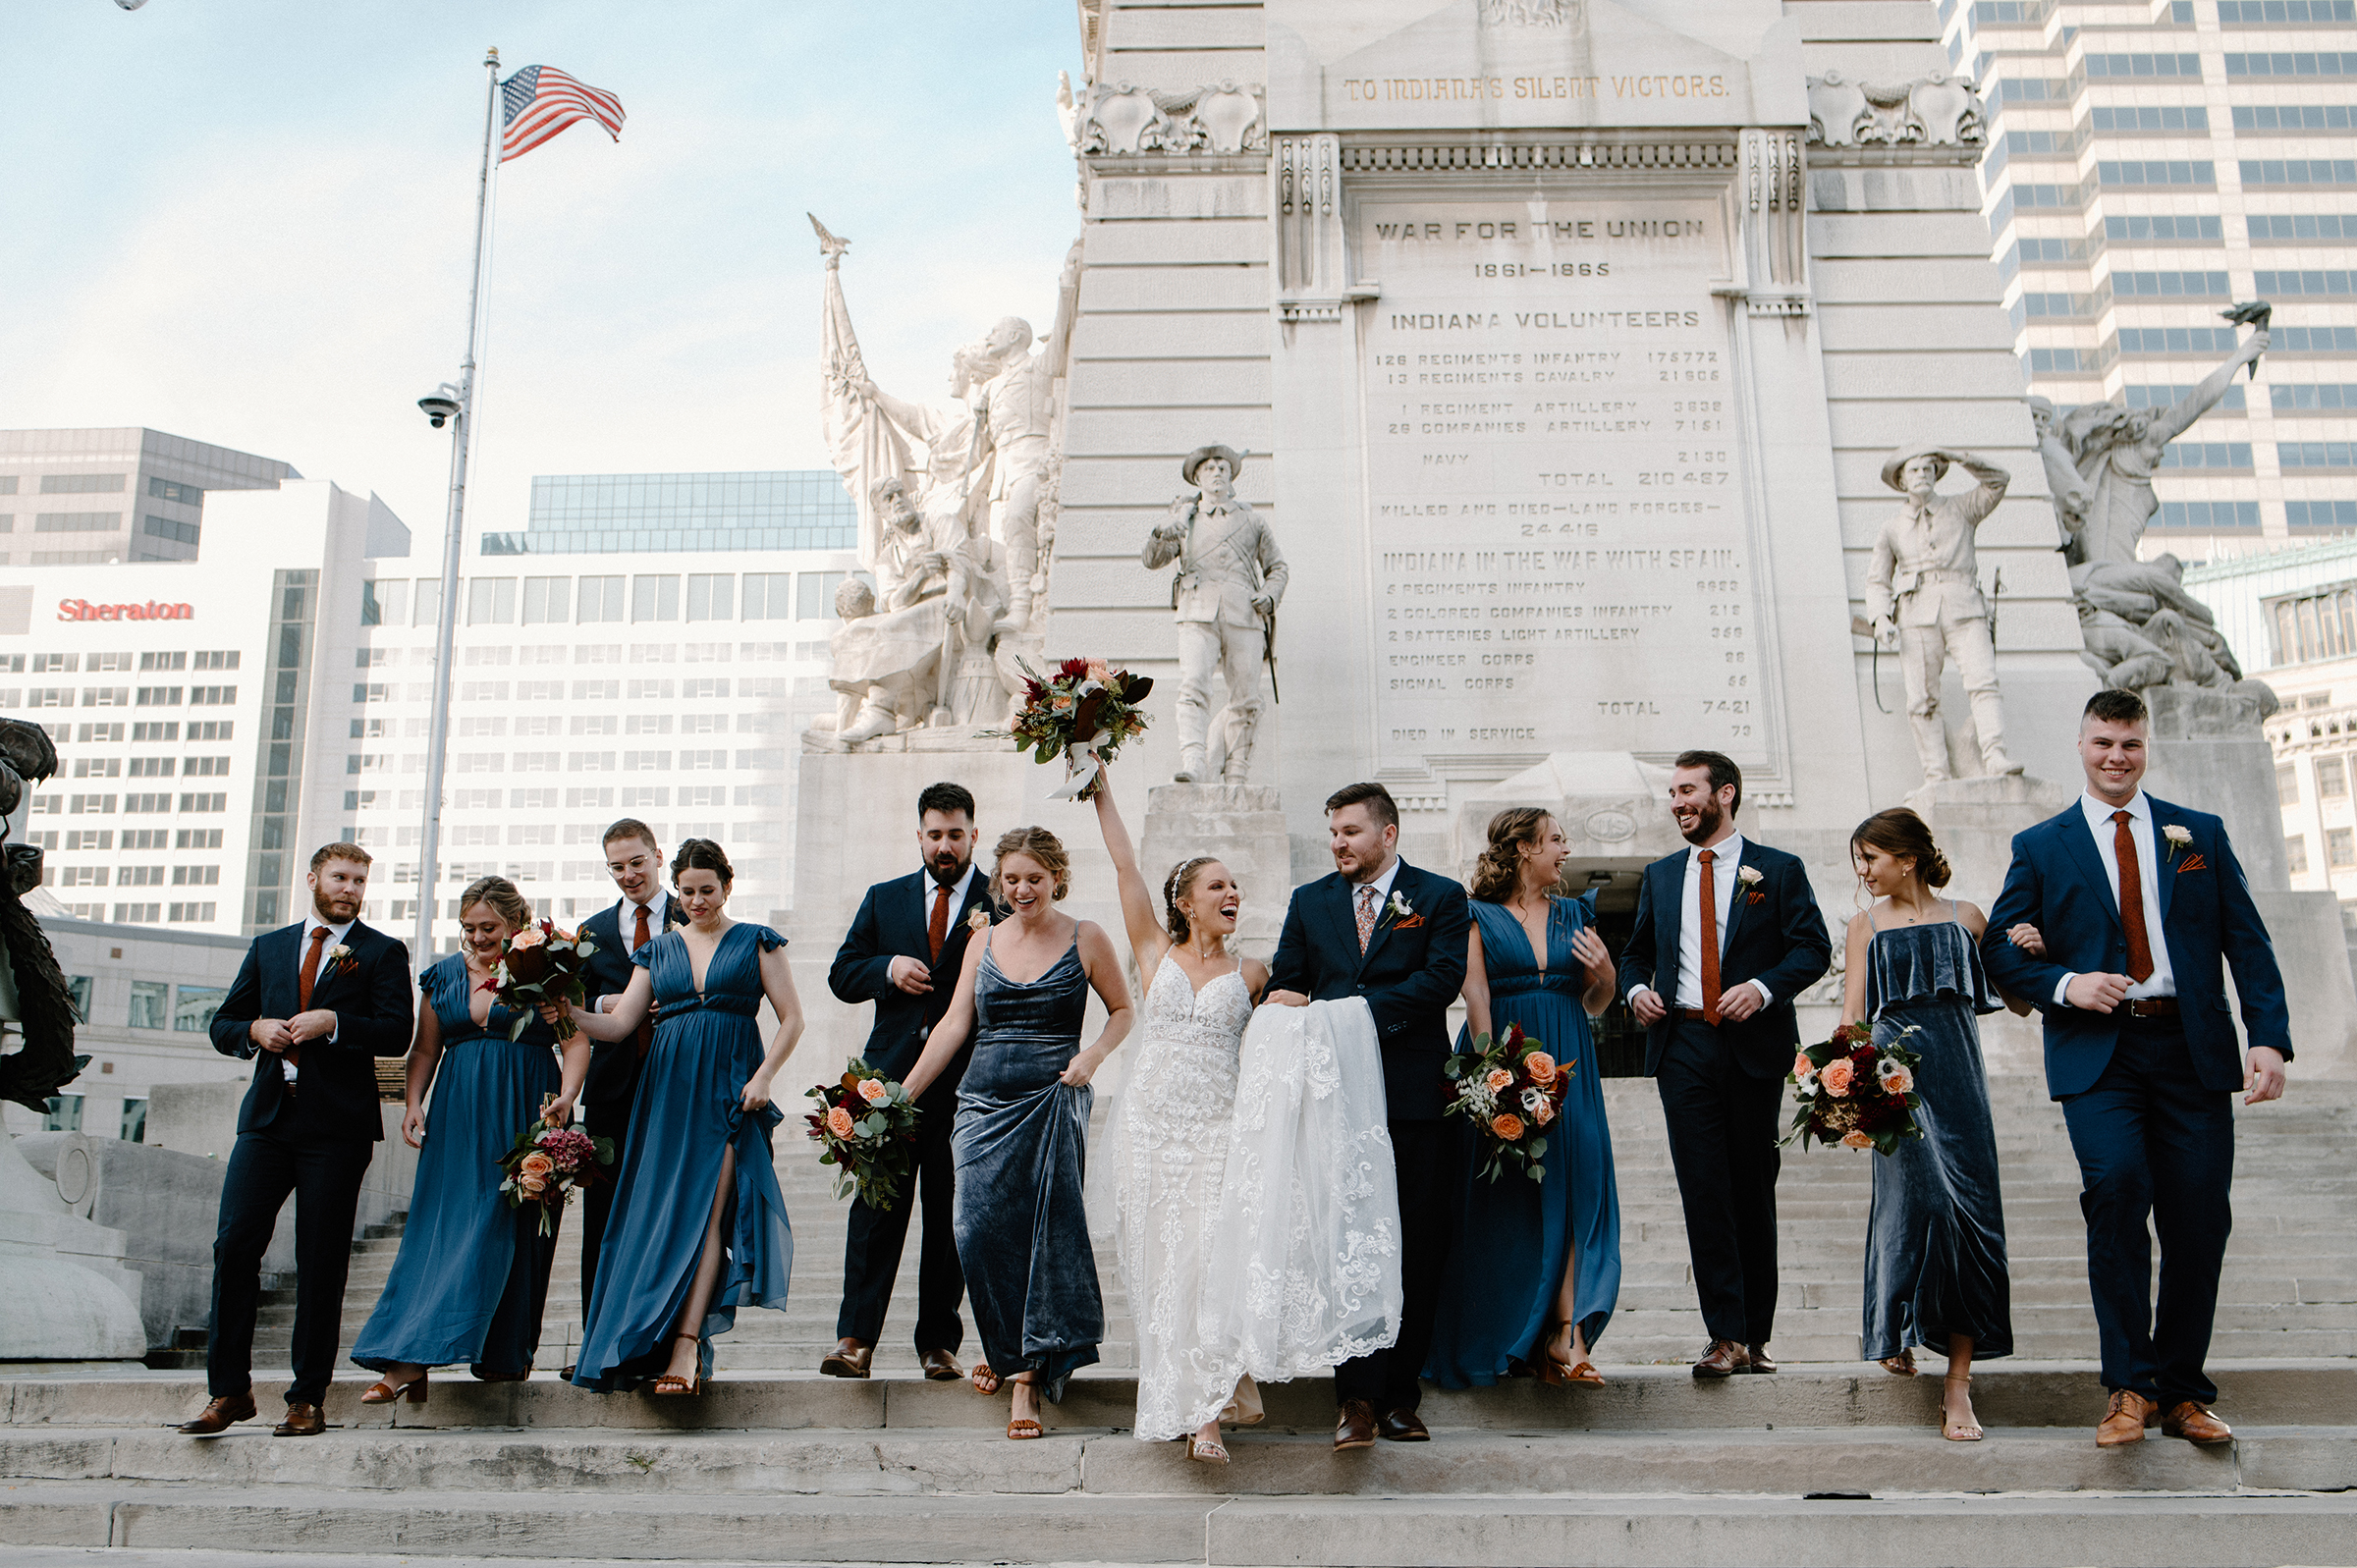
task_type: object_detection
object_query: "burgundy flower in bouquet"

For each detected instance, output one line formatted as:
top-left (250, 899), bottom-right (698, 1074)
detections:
top-left (482, 920), bottom-right (599, 1042)
top-left (805, 1058), bottom-right (922, 1210)
top-left (495, 1102), bottom-right (615, 1236)
top-left (982, 655), bottom-right (1153, 802)
top-left (1442, 1022), bottom-right (1573, 1183)
top-left (1783, 1021), bottom-right (1925, 1156)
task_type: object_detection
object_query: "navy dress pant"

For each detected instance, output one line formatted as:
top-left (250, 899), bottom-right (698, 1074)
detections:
top-left (579, 1091), bottom-right (634, 1317)
top-left (1655, 1018), bottom-right (1785, 1348)
top-left (2059, 1016), bottom-right (2234, 1406)
top-left (207, 1123), bottom-right (374, 1407)
top-left (1334, 1119), bottom-right (1457, 1414)
top-left (836, 1076), bottom-right (965, 1353)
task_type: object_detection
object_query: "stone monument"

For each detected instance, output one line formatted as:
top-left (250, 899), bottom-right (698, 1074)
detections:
top-left (1141, 444), bottom-right (1289, 784)
top-left (1866, 444), bottom-right (2022, 784)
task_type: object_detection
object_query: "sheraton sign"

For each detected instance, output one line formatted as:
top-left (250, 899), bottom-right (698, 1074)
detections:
top-left (56, 598), bottom-right (194, 622)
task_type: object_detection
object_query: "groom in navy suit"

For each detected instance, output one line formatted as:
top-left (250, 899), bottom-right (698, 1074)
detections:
top-left (1617, 750), bottom-right (1832, 1379)
top-left (1985, 687), bottom-right (2289, 1448)
top-left (180, 843), bottom-right (413, 1438)
top-left (821, 781), bottom-right (993, 1381)
top-left (1268, 781), bottom-right (1471, 1450)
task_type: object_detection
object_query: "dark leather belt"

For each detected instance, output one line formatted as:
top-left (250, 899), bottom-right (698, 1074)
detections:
top-left (2123, 997), bottom-right (2179, 1018)
top-left (1674, 1007), bottom-right (1719, 1022)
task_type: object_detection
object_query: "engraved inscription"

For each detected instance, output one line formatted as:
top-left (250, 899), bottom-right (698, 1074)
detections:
top-left (1361, 195), bottom-right (1760, 770)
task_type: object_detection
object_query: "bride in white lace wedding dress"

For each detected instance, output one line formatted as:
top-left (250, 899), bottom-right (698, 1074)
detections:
top-left (1092, 770), bottom-right (1267, 1460)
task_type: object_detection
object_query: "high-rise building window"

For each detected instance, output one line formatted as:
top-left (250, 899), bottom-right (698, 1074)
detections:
top-left (685, 573), bottom-right (735, 622)
top-left (467, 577), bottom-right (518, 625)
top-left (2280, 764), bottom-right (2302, 805)
top-left (360, 579), bottom-right (409, 626)
top-left (522, 576), bottom-right (570, 623)
top-left (2330, 828), bottom-right (2356, 868)
top-left (2289, 835), bottom-right (2312, 874)
top-left (2321, 756), bottom-right (2350, 798)
top-left (127, 980), bottom-right (169, 1029)
top-left (576, 576), bottom-right (625, 622)
top-left (630, 575), bottom-right (681, 622)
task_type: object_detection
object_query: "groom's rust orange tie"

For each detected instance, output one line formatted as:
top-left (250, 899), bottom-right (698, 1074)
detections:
top-left (2112, 810), bottom-right (2155, 983)
top-left (1698, 848), bottom-right (1724, 1025)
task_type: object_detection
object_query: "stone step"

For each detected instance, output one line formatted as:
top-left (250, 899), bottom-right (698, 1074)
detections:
top-left (11, 1421), bottom-right (2354, 1498)
top-left (8, 1482), bottom-right (2355, 1565)
top-left (13, 1364), bottom-right (2352, 1433)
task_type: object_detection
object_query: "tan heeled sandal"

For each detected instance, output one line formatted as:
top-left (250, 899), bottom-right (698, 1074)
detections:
top-left (651, 1335), bottom-right (705, 1396)
top-left (359, 1369), bottom-right (427, 1405)
top-left (1941, 1373), bottom-right (1983, 1442)
top-left (1880, 1350), bottom-right (1918, 1377)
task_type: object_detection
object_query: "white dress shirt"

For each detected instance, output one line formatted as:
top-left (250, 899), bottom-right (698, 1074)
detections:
top-left (1348, 855), bottom-right (1405, 932)
top-left (285, 915), bottom-right (355, 1062)
top-left (594, 892), bottom-right (670, 1009)
top-left (2055, 789), bottom-right (2176, 1005)
top-left (925, 862), bottom-right (981, 923)
top-left (1629, 832), bottom-right (1774, 1010)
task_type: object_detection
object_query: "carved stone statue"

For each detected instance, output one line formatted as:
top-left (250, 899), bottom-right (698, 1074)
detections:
top-left (1142, 446), bottom-right (1288, 784)
top-left (1867, 445), bottom-right (2022, 783)
top-left (2039, 312), bottom-right (2279, 717)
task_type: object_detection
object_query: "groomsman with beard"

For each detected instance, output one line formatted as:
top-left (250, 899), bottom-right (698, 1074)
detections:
top-left (1617, 751), bottom-right (1832, 1379)
top-left (180, 844), bottom-right (413, 1438)
top-left (1266, 782), bottom-right (1472, 1449)
top-left (821, 782), bottom-right (993, 1380)
top-left (569, 820), bottom-right (685, 1356)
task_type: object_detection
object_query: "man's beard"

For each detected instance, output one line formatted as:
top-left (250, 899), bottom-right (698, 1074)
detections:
top-left (927, 851), bottom-right (971, 887)
top-left (313, 891), bottom-right (358, 923)
top-left (1679, 800), bottom-right (1725, 846)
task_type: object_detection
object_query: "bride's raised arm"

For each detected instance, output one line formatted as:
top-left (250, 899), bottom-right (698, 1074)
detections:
top-left (1091, 762), bottom-right (1171, 978)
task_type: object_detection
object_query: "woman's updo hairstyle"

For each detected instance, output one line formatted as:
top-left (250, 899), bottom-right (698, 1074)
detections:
top-left (672, 838), bottom-right (736, 887)
top-left (457, 874), bottom-right (532, 931)
top-left (992, 826), bottom-right (1070, 905)
top-left (1850, 807), bottom-right (1952, 890)
top-left (1470, 806), bottom-right (1557, 904)
top-left (1163, 856), bottom-right (1221, 944)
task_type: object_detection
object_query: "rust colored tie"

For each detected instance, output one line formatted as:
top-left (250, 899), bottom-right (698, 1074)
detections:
top-left (2112, 811), bottom-right (2155, 984)
top-left (927, 885), bottom-right (951, 965)
top-left (632, 901), bottom-right (655, 1062)
top-left (1698, 849), bottom-right (1724, 1025)
top-left (298, 925), bottom-right (327, 1010)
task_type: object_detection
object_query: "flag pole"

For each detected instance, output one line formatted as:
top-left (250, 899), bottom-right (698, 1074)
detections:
top-left (412, 44), bottom-right (502, 963)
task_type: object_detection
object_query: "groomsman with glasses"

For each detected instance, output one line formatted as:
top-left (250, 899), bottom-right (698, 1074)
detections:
top-left (570, 820), bottom-right (684, 1347)
top-left (822, 781), bottom-right (991, 1381)
top-left (180, 843), bottom-right (413, 1439)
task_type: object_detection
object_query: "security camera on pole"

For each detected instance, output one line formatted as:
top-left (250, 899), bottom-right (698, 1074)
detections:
top-left (410, 51), bottom-right (626, 963)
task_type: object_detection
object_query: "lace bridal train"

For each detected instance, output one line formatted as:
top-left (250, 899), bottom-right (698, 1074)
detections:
top-left (1109, 969), bottom-right (1402, 1443)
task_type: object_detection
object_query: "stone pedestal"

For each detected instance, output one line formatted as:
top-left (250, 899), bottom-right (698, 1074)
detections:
top-left (1138, 784), bottom-right (1289, 964)
top-left (0, 1129), bottom-right (145, 1360)
top-left (2141, 687), bottom-right (2291, 888)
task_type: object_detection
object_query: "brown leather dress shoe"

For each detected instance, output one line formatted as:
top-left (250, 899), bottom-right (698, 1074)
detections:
top-left (819, 1337), bottom-right (873, 1379)
top-left (1745, 1345), bottom-right (1778, 1375)
top-left (1377, 1408), bottom-right (1431, 1442)
top-left (1334, 1398), bottom-right (1378, 1451)
top-left (177, 1392), bottom-right (256, 1437)
top-left (273, 1402), bottom-right (326, 1437)
top-left (2161, 1400), bottom-right (2233, 1444)
top-left (2096, 1388), bottom-right (2157, 1447)
top-left (918, 1348), bottom-right (964, 1381)
top-left (1692, 1340), bottom-right (1751, 1379)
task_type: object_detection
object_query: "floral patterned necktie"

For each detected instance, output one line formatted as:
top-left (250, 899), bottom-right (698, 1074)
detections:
top-left (1356, 885), bottom-right (1378, 954)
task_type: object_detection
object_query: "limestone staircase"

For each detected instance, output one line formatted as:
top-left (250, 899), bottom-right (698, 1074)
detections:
top-left (6, 1080), bottom-right (2351, 1565)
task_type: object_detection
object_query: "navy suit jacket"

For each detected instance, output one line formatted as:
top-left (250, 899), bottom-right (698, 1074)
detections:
top-left (576, 893), bottom-right (686, 1107)
top-left (1982, 795), bottom-right (2292, 1099)
top-left (208, 919), bottom-right (415, 1140)
top-left (1614, 838), bottom-right (1833, 1080)
top-left (828, 870), bottom-right (998, 1086)
top-left (1268, 860), bottom-right (1472, 1120)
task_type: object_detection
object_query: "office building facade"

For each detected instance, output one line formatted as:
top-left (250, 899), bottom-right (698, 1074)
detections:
top-left (1955, 0), bottom-right (2357, 556)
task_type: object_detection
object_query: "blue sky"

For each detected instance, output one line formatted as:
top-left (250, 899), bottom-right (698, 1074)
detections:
top-left (0, 0), bottom-right (1082, 542)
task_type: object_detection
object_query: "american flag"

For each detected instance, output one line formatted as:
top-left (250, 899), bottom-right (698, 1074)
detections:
top-left (499, 66), bottom-right (626, 163)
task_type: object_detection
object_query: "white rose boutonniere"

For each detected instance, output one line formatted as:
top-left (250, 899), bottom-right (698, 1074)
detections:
top-left (327, 944), bottom-right (354, 963)
top-left (1735, 866), bottom-right (1764, 889)
top-left (1387, 891), bottom-right (1414, 921)
top-left (966, 906), bottom-right (992, 933)
top-left (2162, 824), bottom-right (2193, 863)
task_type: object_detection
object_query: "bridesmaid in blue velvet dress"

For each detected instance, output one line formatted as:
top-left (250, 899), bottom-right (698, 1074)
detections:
top-left (1842, 808), bottom-right (2013, 1443)
top-left (902, 825), bottom-right (1134, 1440)
top-left (352, 876), bottom-right (587, 1399)
top-left (560, 838), bottom-right (804, 1394)
top-left (1429, 808), bottom-right (1623, 1388)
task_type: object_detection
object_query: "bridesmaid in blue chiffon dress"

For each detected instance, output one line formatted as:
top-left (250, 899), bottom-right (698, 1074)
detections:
top-left (561, 839), bottom-right (805, 1394)
top-left (901, 825), bottom-right (1135, 1440)
top-left (352, 877), bottom-right (587, 1399)
top-left (1429, 809), bottom-right (1623, 1388)
top-left (1842, 809), bottom-right (2013, 1444)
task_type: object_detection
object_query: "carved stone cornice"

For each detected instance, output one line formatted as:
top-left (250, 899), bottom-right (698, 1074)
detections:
top-left (1337, 135), bottom-right (1740, 176)
top-left (1069, 80), bottom-right (1267, 158)
top-left (1805, 71), bottom-right (1986, 164)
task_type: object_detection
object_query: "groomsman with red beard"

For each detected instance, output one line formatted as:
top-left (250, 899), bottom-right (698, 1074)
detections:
top-left (1617, 751), bottom-right (1832, 1379)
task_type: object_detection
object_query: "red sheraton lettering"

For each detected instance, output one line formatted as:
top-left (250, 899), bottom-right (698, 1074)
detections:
top-left (56, 598), bottom-right (194, 622)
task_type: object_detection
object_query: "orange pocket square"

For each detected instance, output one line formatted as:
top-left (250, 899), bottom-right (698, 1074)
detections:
top-left (2177, 854), bottom-right (2209, 873)
top-left (1745, 890), bottom-right (1767, 905)
top-left (1394, 914), bottom-right (1425, 930)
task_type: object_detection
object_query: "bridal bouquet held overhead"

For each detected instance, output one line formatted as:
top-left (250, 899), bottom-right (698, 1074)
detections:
top-left (987, 656), bottom-right (1152, 802)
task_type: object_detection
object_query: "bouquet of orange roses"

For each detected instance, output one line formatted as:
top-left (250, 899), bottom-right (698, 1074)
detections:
top-left (495, 1105), bottom-right (614, 1236)
top-left (983, 656), bottom-right (1153, 802)
top-left (1783, 1022), bottom-right (1925, 1156)
top-left (804, 1059), bottom-right (922, 1210)
top-left (1443, 1023), bottom-right (1571, 1183)
top-left (483, 919), bottom-right (599, 1042)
